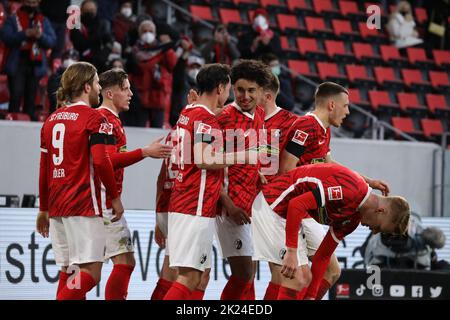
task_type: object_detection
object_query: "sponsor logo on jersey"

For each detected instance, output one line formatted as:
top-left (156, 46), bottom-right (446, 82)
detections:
top-left (310, 157), bottom-right (326, 164)
top-left (292, 130), bottom-right (308, 146)
top-left (196, 123), bottom-right (212, 135)
top-left (119, 145), bottom-right (127, 153)
top-left (99, 122), bottom-right (113, 135)
top-left (328, 186), bottom-right (343, 201)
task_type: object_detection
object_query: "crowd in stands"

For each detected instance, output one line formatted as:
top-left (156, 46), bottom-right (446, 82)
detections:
top-left (0, 0), bottom-right (448, 141)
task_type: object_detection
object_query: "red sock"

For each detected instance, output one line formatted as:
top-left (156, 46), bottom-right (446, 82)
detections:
top-left (56, 271), bottom-right (70, 298)
top-left (297, 287), bottom-right (308, 300)
top-left (163, 282), bottom-right (192, 300)
top-left (191, 289), bottom-right (205, 300)
top-left (151, 278), bottom-right (173, 300)
top-left (246, 282), bottom-right (255, 300)
top-left (105, 264), bottom-right (134, 300)
top-left (264, 282), bottom-right (280, 300)
top-left (220, 275), bottom-right (249, 300)
top-left (315, 279), bottom-right (331, 300)
top-left (277, 286), bottom-right (299, 300)
top-left (57, 271), bottom-right (97, 300)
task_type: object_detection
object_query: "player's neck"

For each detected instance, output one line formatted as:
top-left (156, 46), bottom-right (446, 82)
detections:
top-left (311, 109), bottom-right (330, 128)
top-left (70, 95), bottom-right (90, 107)
top-left (195, 95), bottom-right (219, 114)
top-left (264, 101), bottom-right (277, 116)
top-left (101, 100), bottom-right (120, 115)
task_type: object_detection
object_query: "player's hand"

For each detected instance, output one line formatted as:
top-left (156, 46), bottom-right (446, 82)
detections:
top-left (227, 205), bottom-right (251, 225)
top-left (142, 136), bottom-right (173, 159)
top-left (111, 197), bottom-right (124, 222)
top-left (368, 179), bottom-right (390, 196)
top-left (281, 248), bottom-right (298, 279)
top-left (187, 89), bottom-right (199, 105)
top-left (36, 211), bottom-right (49, 238)
top-left (154, 224), bottom-right (166, 249)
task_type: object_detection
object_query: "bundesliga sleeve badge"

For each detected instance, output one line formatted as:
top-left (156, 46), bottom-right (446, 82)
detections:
top-left (99, 122), bottom-right (113, 135)
top-left (196, 123), bottom-right (212, 135)
top-left (292, 129), bottom-right (308, 145)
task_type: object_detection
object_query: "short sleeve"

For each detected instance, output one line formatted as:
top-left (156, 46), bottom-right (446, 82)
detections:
top-left (194, 114), bottom-right (222, 145)
top-left (284, 118), bottom-right (313, 158)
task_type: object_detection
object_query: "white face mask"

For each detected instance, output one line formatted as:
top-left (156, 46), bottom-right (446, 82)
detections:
top-left (121, 7), bottom-right (132, 18)
top-left (141, 32), bottom-right (155, 44)
top-left (188, 69), bottom-right (199, 81)
top-left (253, 15), bottom-right (268, 31)
top-left (63, 59), bottom-right (76, 68)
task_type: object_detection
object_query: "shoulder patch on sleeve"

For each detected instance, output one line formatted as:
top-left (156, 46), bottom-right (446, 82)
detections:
top-left (99, 122), bottom-right (113, 135)
top-left (196, 123), bottom-right (212, 135)
top-left (328, 186), bottom-right (343, 201)
top-left (292, 129), bottom-right (309, 146)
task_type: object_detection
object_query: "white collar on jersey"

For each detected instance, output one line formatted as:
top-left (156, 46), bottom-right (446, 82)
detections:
top-left (185, 103), bottom-right (215, 116)
top-left (98, 106), bottom-right (119, 118)
top-left (64, 101), bottom-right (90, 108)
top-left (358, 185), bottom-right (373, 210)
top-left (306, 112), bottom-right (327, 133)
top-left (230, 101), bottom-right (255, 120)
top-left (264, 106), bottom-right (282, 121)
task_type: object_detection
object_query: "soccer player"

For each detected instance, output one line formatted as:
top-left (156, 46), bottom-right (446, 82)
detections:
top-left (36, 62), bottom-right (124, 300)
top-left (251, 163), bottom-right (410, 299)
top-left (278, 82), bottom-right (391, 299)
top-left (97, 68), bottom-right (173, 300)
top-left (162, 63), bottom-right (256, 300)
top-left (215, 60), bottom-right (272, 300)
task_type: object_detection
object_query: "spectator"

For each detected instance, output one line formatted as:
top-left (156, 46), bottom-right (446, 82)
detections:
top-left (260, 53), bottom-right (295, 111)
top-left (47, 49), bottom-right (79, 113)
top-left (96, 0), bottom-right (119, 25)
top-left (237, 8), bottom-right (282, 59)
top-left (39, 0), bottom-right (70, 60)
top-left (128, 19), bottom-right (179, 128)
top-left (0, 0), bottom-right (56, 120)
top-left (386, 0), bottom-right (423, 49)
top-left (170, 54), bottom-right (204, 126)
top-left (113, 0), bottom-right (137, 47)
top-left (200, 24), bottom-right (240, 65)
top-left (69, 0), bottom-right (114, 72)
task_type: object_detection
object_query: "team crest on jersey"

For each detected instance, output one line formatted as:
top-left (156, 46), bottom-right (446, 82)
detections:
top-left (279, 248), bottom-right (287, 260)
top-left (328, 186), bottom-right (343, 201)
top-left (235, 239), bottom-right (242, 250)
top-left (292, 130), bottom-right (308, 146)
top-left (99, 122), bottom-right (113, 135)
top-left (196, 123), bottom-right (212, 134)
top-left (200, 254), bottom-right (207, 265)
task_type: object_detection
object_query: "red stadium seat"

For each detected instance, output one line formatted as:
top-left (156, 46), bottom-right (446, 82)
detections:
top-left (277, 14), bottom-right (302, 32)
top-left (397, 92), bottom-right (427, 113)
top-left (352, 42), bottom-right (381, 61)
top-left (429, 71), bottom-right (450, 89)
top-left (317, 62), bottom-right (347, 82)
top-left (414, 7), bottom-right (428, 25)
top-left (312, 0), bottom-right (338, 14)
top-left (391, 116), bottom-right (423, 136)
top-left (260, 0), bottom-right (286, 10)
top-left (425, 94), bottom-right (450, 114)
top-left (401, 69), bottom-right (430, 87)
top-left (358, 22), bottom-right (387, 40)
top-left (287, 59), bottom-right (319, 78)
top-left (189, 5), bottom-right (215, 21)
top-left (338, 0), bottom-right (361, 16)
top-left (5, 113), bottom-right (31, 121)
top-left (281, 36), bottom-right (297, 51)
top-left (286, 0), bottom-right (312, 12)
top-left (369, 90), bottom-right (399, 111)
top-left (433, 50), bottom-right (450, 67)
top-left (421, 119), bottom-right (444, 139)
top-left (348, 88), bottom-right (371, 108)
top-left (219, 8), bottom-right (244, 25)
top-left (305, 17), bottom-right (333, 35)
top-left (296, 37), bottom-right (326, 57)
top-left (406, 47), bottom-right (434, 65)
top-left (373, 66), bottom-right (404, 87)
top-left (345, 64), bottom-right (376, 84)
top-left (331, 19), bottom-right (359, 38)
top-left (324, 40), bottom-right (353, 60)
top-left (380, 45), bottom-right (408, 64)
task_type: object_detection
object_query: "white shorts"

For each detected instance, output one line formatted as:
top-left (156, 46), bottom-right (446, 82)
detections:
top-left (302, 218), bottom-right (326, 257)
top-left (156, 212), bottom-right (169, 256)
top-left (103, 209), bottom-right (134, 261)
top-left (251, 192), bottom-right (309, 266)
top-left (49, 216), bottom-right (106, 267)
top-left (168, 213), bottom-right (214, 272)
top-left (215, 213), bottom-right (254, 259)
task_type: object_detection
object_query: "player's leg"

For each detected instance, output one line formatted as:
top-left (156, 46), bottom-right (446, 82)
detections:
top-left (103, 210), bottom-right (135, 300)
top-left (312, 254), bottom-right (340, 300)
top-left (49, 217), bottom-right (71, 298)
top-left (221, 255), bottom-right (254, 300)
top-left (277, 262), bottom-right (311, 300)
top-left (264, 262), bottom-right (282, 300)
top-left (191, 268), bottom-right (211, 300)
top-left (56, 216), bottom-right (106, 300)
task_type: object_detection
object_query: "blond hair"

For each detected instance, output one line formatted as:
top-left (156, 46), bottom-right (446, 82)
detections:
top-left (56, 62), bottom-right (97, 107)
top-left (388, 196), bottom-right (410, 235)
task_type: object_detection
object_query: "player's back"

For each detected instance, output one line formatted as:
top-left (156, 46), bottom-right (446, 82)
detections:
top-left (40, 102), bottom-right (111, 217)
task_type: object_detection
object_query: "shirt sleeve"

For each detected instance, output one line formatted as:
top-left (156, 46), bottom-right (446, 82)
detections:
top-left (39, 125), bottom-right (49, 211)
top-left (193, 114), bottom-right (221, 145)
top-left (284, 118), bottom-right (313, 159)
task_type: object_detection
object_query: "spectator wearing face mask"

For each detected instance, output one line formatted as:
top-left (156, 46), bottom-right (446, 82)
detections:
top-left (386, 0), bottom-right (423, 49)
top-left (0, 0), bottom-right (56, 120)
top-left (46, 49), bottom-right (79, 114)
top-left (200, 24), bottom-right (240, 65)
top-left (128, 19), bottom-right (185, 128)
top-left (261, 53), bottom-right (295, 111)
top-left (237, 8), bottom-right (282, 60)
top-left (113, 0), bottom-right (136, 47)
top-left (39, 0), bottom-right (70, 60)
top-left (69, 0), bottom-right (115, 72)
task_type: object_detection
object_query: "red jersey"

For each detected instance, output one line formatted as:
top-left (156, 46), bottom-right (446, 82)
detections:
top-left (284, 112), bottom-right (331, 166)
top-left (262, 107), bottom-right (299, 178)
top-left (262, 163), bottom-right (371, 240)
top-left (217, 102), bottom-right (265, 215)
top-left (168, 104), bottom-right (224, 218)
top-left (40, 102), bottom-right (114, 218)
top-left (156, 130), bottom-right (179, 213)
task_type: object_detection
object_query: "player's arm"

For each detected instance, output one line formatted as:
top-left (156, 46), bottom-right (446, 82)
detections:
top-left (194, 142), bottom-right (257, 170)
top-left (219, 188), bottom-right (251, 225)
top-left (37, 147), bottom-right (49, 238)
top-left (281, 191), bottom-right (319, 279)
top-left (278, 127), bottom-right (309, 174)
top-left (155, 161), bottom-right (167, 207)
top-left (325, 154), bottom-right (390, 196)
